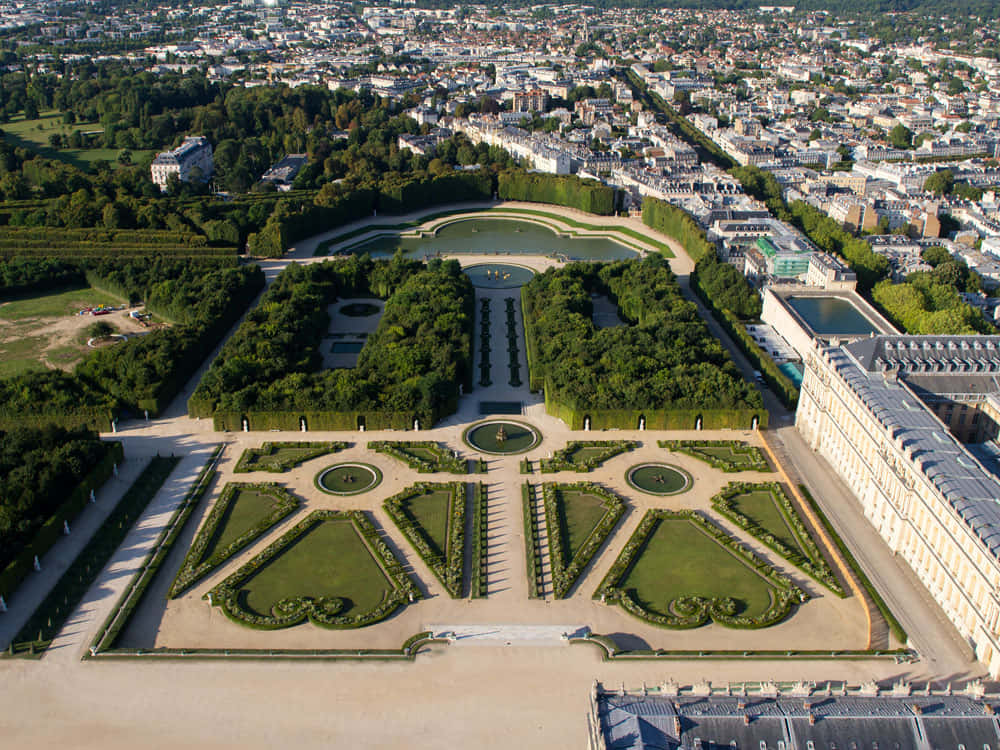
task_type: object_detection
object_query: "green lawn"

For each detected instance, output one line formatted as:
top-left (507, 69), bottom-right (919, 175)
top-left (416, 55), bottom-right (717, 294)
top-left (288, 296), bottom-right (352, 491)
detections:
top-left (0, 335), bottom-right (48, 377)
top-left (0, 285), bottom-right (124, 321)
top-left (728, 489), bottom-right (807, 559)
top-left (555, 489), bottom-right (609, 569)
top-left (199, 489), bottom-right (283, 566)
top-left (622, 518), bottom-right (775, 618)
top-left (567, 446), bottom-right (612, 463)
top-left (1, 111), bottom-right (154, 172)
top-left (242, 518), bottom-right (391, 620)
top-left (402, 446), bottom-right (440, 464)
top-left (245, 447), bottom-right (323, 470)
top-left (400, 490), bottom-right (452, 557)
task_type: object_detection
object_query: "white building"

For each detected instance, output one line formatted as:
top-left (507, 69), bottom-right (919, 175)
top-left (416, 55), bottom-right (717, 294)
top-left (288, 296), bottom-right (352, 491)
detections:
top-left (797, 335), bottom-right (1000, 679)
top-left (150, 136), bottom-right (214, 191)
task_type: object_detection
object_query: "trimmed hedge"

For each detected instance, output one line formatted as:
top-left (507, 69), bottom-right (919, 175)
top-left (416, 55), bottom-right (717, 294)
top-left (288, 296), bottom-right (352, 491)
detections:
top-left (208, 510), bottom-right (420, 630)
top-left (596, 509), bottom-right (807, 630)
top-left (522, 482), bottom-right (542, 599)
top-left (233, 442), bottom-right (348, 473)
top-left (543, 482), bottom-right (625, 599)
top-left (660, 440), bottom-right (771, 473)
top-left (368, 441), bottom-right (467, 474)
top-left (6, 455), bottom-right (180, 657)
top-left (498, 170), bottom-right (618, 215)
top-left (383, 482), bottom-right (467, 598)
top-left (167, 482), bottom-right (300, 599)
top-left (470, 482), bottom-right (488, 599)
top-left (0, 440), bottom-right (123, 602)
top-left (710, 482), bottom-right (845, 596)
top-left (641, 197), bottom-right (717, 262)
top-left (540, 440), bottom-right (638, 473)
top-left (90, 447), bottom-right (222, 654)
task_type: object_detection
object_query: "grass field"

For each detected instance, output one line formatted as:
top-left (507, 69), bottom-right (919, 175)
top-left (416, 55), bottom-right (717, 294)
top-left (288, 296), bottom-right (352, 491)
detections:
top-left (0, 335), bottom-right (48, 377)
top-left (0, 285), bottom-right (123, 321)
top-left (555, 489), bottom-right (609, 569)
top-left (728, 489), bottom-right (808, 559)
top-left (242, 518), bottom-right (391, 620)
top-left (400, 490), bottom-right (452, 557)
top-left (1, 111), bottom-right (154, 172)
top-left (622, 518), bottom-right (775, 618)
top-left (199, 489), bottom-right (283, 566)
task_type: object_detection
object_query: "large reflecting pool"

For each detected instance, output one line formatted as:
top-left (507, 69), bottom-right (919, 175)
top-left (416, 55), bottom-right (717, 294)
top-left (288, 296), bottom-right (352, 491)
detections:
top-left (343, 218), bottom-right (638, 261)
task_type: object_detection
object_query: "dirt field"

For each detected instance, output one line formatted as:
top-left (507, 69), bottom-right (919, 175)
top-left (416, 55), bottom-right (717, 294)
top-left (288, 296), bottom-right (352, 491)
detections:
top-left (0, 286), bottom-right (163, 376)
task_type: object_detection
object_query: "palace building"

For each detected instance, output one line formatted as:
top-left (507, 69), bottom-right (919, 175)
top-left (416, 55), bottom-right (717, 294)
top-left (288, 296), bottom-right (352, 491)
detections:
top-left (797, 334), bottom-right (1000, 679)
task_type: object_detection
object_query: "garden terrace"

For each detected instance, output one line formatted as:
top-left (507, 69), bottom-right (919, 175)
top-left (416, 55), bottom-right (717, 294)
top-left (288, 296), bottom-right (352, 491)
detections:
top-left (168, 483), bottom-right (299, 598)
top-left (596, 510), bottom-right (806, 629)
top-left (209, 510), bottom-right (419, 630)
top-left (540, 440), bottom-right (638, 473)
top-left (661, 440), bottom-right (771, 473)
top-left (542, 482), bottom-right (625, 599)
top-left (189, 254), bottom-right (474, 431)
top-left (368, 441), bottom-right (467, 474)
top-left (383, 482), bottom-right (466, 598)
top-left (520, 256), bottom-right (766, 430)
top-left (711, 482), bottom-right (844, 596)
top-left (233, 442), bottom-right (348, 473)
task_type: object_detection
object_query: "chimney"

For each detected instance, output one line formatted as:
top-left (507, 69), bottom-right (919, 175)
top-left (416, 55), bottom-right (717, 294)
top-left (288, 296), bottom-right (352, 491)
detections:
top-left (808, 713), bottom-right (816, 726)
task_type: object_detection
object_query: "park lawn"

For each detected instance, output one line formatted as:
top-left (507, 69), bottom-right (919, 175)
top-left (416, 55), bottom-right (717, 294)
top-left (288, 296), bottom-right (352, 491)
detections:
top-left (0, 335), bottom-right (48, 377)
top-left (1, 111), bottom-right (154, 172)
top-left (621, 518), bottom-right (774, 619)
top-left (0, 285), bottom-right (124, 321)
top-left (728, 489), bottom-right (809, 560)
top-left (555, 489), bottom-right (610, 569)
top-left (401, 490), bottom-right (452, 557)
top-left (567, 446), bottom-right (613, 464)
top-left (199, 489), bottom-right (285, 566)
top-left (692, 444), bottom-right (769, 470)
top-left (242, 518), bottom-right (391, 619)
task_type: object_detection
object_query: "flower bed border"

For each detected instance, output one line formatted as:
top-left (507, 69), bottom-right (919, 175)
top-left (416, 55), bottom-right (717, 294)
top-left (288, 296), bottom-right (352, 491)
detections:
top-left (540, 440), bottom-right (638, 473)
top-left (233, 441), bottom-right (348, 473)
top-left (383, 482), bottom-right (466, 598)
top-left (543, 482), bottom-right (626, 599)
top-left (595, 509), bottom-right (807, 629)
top-left (522, 482), bottom-right (542, 599)
top-left (470, 482), bottom-right (488, 599)
top-left (168, 482), bottom-right (299, 598)
top-left (660, 439), bottom-right (771, 473)
top-left (710, 481), bottom-right (845, 596)
top-left (207, 510), bottom-right (420, 630)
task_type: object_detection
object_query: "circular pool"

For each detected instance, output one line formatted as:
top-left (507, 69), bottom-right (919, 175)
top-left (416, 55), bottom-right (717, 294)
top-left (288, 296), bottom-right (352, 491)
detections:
top-left (626, 463), bottom-right (692, 496)
top-left (315, 463), bottom-right (383, 495)
top-left (464, 263), bottom-right (536, 288)
top-left (463, 420), bottom-right (540, 454)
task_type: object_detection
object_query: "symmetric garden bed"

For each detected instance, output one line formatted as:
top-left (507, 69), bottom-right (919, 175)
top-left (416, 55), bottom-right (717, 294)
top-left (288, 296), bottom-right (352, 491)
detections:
top-left (369, 441), bottom-right (466, 473)
top-left (710, 482), bottom-right (844, 595)
top-left (234, 441), bottom-right (348, 473)
top-left (543, 482), bottom-right (626, 598)
top-left (207, 510), bottom-right (419, 630)
top-left (540, 440), bottom-right (638, 473)
top-left (169, 483), bottom-right (299, 598)
top-left (596, 509), bottom-right (806, 629)
top-left (660, 440), bottom-right (771, 473)
top-left (383, 482), bottom-right (467, 598)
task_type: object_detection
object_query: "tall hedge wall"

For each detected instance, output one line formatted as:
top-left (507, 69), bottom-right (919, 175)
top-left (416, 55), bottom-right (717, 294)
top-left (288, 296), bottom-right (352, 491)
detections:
top-left (498, 171), bottom-right (617, 215)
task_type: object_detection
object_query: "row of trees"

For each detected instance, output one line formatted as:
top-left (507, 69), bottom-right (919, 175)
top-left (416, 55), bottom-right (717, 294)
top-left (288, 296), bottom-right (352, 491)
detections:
top-left (190, 254), bottom-right (474, 427)
top-left (521, 256), bottom-right (762, 417)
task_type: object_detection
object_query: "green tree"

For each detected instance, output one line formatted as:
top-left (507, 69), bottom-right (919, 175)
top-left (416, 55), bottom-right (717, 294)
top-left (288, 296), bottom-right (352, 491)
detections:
top-left (889, 124), bottom-right (913, 150)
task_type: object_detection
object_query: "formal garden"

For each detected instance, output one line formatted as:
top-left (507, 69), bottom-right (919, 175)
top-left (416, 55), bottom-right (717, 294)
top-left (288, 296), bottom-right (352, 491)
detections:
top-left (539, 440), bottom-right (638, 473)
top-left (626, 463), bottom-right (692, 495)
top-left (463, 420), bottom-right (540, 454)
top-left (234, 441), bottom-right (348, 473)
top-left (660, 439), bottom-right (771, 473)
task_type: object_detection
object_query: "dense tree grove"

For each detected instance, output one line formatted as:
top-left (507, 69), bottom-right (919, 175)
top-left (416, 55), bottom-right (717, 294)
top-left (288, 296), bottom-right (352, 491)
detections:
top-left (691, 252), bottom-right (762, 320)
top-left (189, 254), bottom-right (474, 427)
top-left (0, 257), bottom-right (264, 425)
top-left (521, 256), bottom-right (762, 419)
top-left (0, 426), bottom-right (111, 569)
top-left (872, 274), bottom-right (994, 335)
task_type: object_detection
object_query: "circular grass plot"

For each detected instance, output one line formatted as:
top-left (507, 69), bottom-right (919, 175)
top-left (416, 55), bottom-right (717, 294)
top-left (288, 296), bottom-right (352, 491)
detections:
top-left (463, 420), bottom-right (540, 455)
top-left (315, 463), bottom-right (383, 495)
top-left (626, 463), bottom-right (692, 496)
